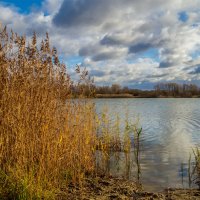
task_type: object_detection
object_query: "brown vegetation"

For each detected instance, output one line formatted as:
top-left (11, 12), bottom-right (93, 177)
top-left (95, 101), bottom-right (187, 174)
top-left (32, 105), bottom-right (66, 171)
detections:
top-left (0, 25), bottom-right (136, 199)
top-left (91, 83), bottom-right (200, 98)
top-left (0, 25), bottom-right (98, 199)
top-left (154, 83), bottom-right (200, 97)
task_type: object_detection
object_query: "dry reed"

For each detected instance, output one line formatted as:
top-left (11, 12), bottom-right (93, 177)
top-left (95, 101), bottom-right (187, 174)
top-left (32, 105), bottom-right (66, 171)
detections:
top-left (0, 25), bottom-right (96, 199)
top-left (0, 24), bottom-right (141, 199)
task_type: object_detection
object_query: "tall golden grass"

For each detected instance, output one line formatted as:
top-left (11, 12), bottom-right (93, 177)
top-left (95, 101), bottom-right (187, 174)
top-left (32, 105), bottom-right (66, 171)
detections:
top-left (0, 25), bottom-right (97, 199)
top-left (0, 24), bottom-right (139, 199)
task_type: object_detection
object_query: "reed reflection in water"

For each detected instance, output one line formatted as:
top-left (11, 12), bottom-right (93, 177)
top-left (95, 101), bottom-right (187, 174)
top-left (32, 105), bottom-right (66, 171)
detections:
top-left (94, 98), bottom-right (200, 192)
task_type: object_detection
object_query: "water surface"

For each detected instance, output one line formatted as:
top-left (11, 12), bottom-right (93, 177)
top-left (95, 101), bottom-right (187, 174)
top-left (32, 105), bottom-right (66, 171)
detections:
top-left (94, 98), bottom-right (200, 192)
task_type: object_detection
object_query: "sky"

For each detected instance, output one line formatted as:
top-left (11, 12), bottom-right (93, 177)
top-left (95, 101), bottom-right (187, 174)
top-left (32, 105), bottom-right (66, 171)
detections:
top-left (0, 0), bottom-right (200, 89)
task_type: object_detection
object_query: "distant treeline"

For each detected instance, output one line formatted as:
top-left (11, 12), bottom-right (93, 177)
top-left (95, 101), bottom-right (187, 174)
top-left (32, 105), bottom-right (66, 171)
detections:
top-left (154, 83), bottom-right (200, 97)
top-left (72, 83), bottom-right (200, 98)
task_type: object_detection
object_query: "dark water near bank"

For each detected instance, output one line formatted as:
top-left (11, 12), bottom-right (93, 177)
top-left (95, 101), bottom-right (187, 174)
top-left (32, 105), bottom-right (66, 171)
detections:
top-left (94, 98), bottom-right (200, 192)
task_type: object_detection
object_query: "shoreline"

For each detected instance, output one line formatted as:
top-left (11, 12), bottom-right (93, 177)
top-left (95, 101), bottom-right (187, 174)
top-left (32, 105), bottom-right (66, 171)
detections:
top-left (59, 176), bottom-right (200, 200)
top-left (95, 94), bottom-right (200, 98)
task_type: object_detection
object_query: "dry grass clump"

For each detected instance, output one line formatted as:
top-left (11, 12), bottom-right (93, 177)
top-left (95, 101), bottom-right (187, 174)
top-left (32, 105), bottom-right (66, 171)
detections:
top-left (0, 25), bottom-right (96, 199)
top-left (95, 109), bottom-right (142, 179)
top-left (191, 148), bottom-right (200, 189)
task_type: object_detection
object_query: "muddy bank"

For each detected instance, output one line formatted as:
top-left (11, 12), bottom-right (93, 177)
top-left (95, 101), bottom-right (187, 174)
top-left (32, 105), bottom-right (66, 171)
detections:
top-left (57, 177), bottom-right (200, 199)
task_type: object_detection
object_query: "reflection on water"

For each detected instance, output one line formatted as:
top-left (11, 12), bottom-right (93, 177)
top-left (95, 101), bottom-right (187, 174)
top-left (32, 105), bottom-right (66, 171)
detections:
top-left (94, 98), bottom-right (200, 192)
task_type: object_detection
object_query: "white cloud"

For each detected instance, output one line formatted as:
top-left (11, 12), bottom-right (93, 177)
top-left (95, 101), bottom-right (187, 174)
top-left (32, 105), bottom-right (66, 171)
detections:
top-left (0, 0), bottom-right (200, 87)
top-left (42, 0), bottom-right (64, 15)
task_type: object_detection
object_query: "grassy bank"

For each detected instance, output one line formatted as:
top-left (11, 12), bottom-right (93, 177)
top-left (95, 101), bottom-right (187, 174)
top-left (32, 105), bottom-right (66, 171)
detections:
top-left (95, 94), bottom-right (200, 98)
top-left (96, 94), bottom-right (134, 98)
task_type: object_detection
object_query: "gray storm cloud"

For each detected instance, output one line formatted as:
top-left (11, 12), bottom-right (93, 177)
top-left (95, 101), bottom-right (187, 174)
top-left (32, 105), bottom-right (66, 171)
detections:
top-left (53, 0), bottom-right (123, 27)
top-left (52, 0), bottom-right (178, 28)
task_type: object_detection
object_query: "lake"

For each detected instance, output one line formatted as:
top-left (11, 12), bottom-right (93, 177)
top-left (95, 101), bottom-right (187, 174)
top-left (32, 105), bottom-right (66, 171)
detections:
top-left (94, 98), bottom-right (200, 192)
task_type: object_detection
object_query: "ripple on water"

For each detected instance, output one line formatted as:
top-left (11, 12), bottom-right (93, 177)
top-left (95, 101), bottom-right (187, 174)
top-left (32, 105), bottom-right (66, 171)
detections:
top-left (95, 98), bottom-right (200, 192)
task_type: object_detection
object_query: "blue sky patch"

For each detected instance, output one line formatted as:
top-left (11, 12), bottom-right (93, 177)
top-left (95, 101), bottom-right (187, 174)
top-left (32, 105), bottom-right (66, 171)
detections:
top-left (178, 11), bottom-right (189, 22)
top-left (140, 48), bottom-right (160, 62)
top-left (0, 0), bottom-right (43, 13)
top-left (66, 56), bottom-right (84, 67)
